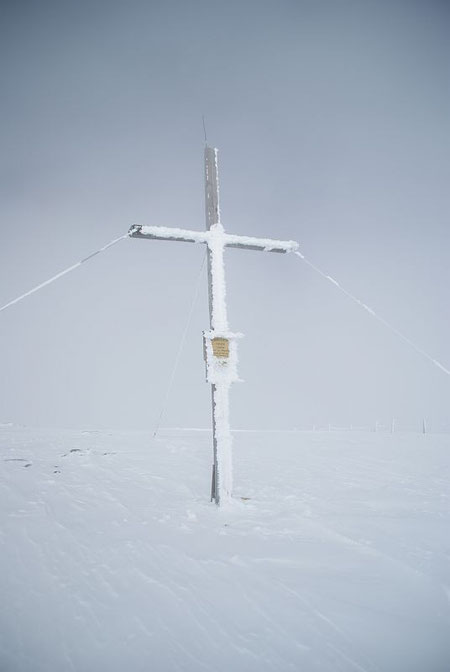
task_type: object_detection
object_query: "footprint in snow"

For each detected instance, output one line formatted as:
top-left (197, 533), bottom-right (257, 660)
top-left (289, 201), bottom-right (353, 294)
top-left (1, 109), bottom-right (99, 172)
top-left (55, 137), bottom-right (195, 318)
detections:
top-left (4, 458), bottom-right (32, 468)
top-left (61, 448), bottom-right (83, 457)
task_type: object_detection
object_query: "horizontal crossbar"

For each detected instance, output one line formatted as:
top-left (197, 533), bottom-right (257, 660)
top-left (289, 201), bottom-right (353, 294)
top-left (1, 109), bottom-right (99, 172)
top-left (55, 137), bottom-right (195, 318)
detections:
top-left (128, 225), bottom-right (298, 254)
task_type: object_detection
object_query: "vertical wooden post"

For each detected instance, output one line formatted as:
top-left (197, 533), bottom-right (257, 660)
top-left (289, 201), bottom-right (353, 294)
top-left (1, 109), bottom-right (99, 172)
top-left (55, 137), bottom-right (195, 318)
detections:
top-left (205, 146), bottom-right (219, 503)
top-left (204, 146), bottom-right (232, 505)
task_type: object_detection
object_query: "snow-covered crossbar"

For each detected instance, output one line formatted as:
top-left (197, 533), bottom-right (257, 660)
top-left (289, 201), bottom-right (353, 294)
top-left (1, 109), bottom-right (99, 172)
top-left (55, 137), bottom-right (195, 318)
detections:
top-left (129, 223), bottom-right (299, 254)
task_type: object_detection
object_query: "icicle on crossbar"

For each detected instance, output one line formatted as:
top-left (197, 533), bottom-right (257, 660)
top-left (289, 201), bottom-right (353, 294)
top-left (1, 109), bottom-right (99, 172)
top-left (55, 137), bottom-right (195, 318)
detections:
top-left (293, 250), bottom-right (450, 378)
top-left (0, 233), bottom-right (130, 314)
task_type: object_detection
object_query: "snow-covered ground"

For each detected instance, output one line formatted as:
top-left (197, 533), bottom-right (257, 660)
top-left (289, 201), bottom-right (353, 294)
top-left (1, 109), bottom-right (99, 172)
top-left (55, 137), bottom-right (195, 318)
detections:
top-left (1, 427), bottom-right (449, 672)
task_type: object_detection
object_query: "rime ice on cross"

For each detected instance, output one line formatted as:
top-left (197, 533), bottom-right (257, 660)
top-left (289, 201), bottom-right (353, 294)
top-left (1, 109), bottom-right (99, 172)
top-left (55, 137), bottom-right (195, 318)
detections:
top-left (129, 147), bottom-right (298, 505)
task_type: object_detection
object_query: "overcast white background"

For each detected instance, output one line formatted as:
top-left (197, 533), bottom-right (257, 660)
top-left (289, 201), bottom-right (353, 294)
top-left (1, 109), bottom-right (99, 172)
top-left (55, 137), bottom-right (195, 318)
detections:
top-left (0, 0), bottom-right (449, 430)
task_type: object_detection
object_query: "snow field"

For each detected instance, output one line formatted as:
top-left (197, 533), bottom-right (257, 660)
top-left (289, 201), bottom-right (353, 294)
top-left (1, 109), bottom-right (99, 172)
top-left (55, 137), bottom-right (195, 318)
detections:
top-left (1, 427), bottom-right (449, 671)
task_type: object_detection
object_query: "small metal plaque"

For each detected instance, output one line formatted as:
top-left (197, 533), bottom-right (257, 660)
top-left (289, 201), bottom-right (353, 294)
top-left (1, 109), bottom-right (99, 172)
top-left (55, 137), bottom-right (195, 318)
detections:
top-left (211, 337), bottom-right (229, 359)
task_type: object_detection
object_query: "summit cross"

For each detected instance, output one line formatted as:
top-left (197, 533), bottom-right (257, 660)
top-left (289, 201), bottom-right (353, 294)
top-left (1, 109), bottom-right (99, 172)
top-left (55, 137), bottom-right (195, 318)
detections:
top-left (129, 146), bottom-right (298, 505)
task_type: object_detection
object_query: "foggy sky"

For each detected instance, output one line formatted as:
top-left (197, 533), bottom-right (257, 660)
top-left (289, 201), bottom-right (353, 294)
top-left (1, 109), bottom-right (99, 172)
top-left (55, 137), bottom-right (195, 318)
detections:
top-left (1, 0), bottom-right (449, 430)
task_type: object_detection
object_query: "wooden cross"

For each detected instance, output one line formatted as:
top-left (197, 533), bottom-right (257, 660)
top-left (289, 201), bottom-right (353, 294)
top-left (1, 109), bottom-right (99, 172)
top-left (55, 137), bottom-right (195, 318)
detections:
top-left (129, 146), bottom-right (298, 505)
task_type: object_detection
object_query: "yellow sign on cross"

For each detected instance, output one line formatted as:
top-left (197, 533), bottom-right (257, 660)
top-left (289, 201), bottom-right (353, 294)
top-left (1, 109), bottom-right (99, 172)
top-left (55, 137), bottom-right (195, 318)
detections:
top-left (211, 337), bottom-right (229, 359)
